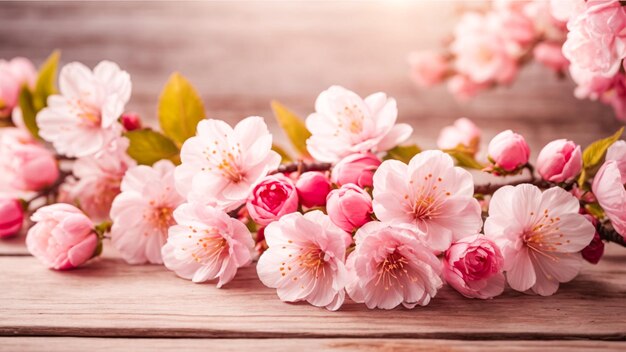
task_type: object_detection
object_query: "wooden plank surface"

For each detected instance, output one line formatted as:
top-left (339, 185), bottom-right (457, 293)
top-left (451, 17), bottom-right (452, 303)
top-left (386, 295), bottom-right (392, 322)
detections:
top-left (1, 337), bottom-right (625, 352)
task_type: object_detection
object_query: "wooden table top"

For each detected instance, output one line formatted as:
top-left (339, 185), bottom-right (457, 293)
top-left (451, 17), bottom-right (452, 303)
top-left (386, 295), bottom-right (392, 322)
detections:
top-left (0, 1), bottom-right (625, 351)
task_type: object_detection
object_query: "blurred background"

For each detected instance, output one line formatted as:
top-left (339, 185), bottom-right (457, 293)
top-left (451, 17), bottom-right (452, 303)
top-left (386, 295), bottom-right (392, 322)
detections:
top-left (0, 0), bottom-right (621, 154)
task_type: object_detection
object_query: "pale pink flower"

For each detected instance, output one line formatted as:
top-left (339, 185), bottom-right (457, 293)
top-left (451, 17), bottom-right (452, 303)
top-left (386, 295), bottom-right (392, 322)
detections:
top-left (256, 211), bottom-right (350, 311)
top-left (326, 184), bottom-right (373, 233)
top-left (175, 116), bottom-right (281, 212)
top-left (536, 139), bottom-right (582, 183)
top-left (346, 222), bottom-right (442, 309)
top-left (0, 198), bottom-right (24, 238)
top-left (562, 0), bottom-right (626, 77)
top-left (295, 171), bottom-right (332, 208)
top-left (246, 174), bottom-right (299, 226)
top-left (549, 0), bottom-right (585, 22)
top-left (372, 150), bottom-right (482, 252)
top-left (447, 75), bottom-right (489, 101)
top-left (495, 6), bottom-right (537, 46)
top-left (436, 117), bottom-right (481, 154)
top-left (110, 160), bottom-right (184, 265)
top-left (64, 137), bottom-right (135, 222)
top-left (606, 140), bottom-right (626, 182)
top-left (305, 86), bottom-right (412, 162)
top-left (331, 152), bottom-right (381, 188)
top-left (162, 203), bottom-right (255, 287)
top-left (407, 51), bottom-right (449, 87)
top-left (443, 234), bottom-right (505, 299)
top-left (592, 161), bottom-right (626, 237)
top-left (533, 42), bottom-right (570, 72)
top-left (487, 130), bottom-right (531, 172)
top-left (36, 61), bottom-right (131, 157)
top-left (26, 204), bottom-right (99, 270)
top-left (484, 184), bottom-right (595, 296)
top-left (0, 57), bottom-right (36, 118)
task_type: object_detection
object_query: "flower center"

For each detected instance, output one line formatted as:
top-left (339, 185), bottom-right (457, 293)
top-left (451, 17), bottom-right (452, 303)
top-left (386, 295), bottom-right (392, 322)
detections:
top-left (522, 209), bottom-right (567, 258)
top-left (336, 104), bottom-right (365, 135)
top-left (409, 174), bottom-right (451, 221)
top-left (190, 228), bottom-right (228, 265)
top-left (203, 142), bottom-right (245, 183)
top-left (375, 251), bottom-right (415, 291)
top-left (70, 99), bottom-right (101, 126)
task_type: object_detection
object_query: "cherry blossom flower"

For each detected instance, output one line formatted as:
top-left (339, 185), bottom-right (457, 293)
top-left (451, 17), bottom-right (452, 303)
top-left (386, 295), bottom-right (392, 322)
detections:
top-left (592, 161), bottom-right (626, 237)
top-left (487, 130), bottom-right (531, 172)
top-left (256, 211), bottom-right (350, 311)
top-left (436, 117), bottom-right (481, 154)
top-left (110, 160), bottom-right (184, 265)
top-left (162, 203), bottom-right (255, 287)
top-left (372, 150), bottom-right (482, 252)
top-left (407, 51), bottom-right (449, 88)
top-left (0, 57), bottom-right (36, 118)
top-left (484, 184), bottom-right (595, 296)
top-left (305, 86), bottom-right (412, 162)
top-left (606, 140), bottom-right (626, 181)
top-left (246, 174), bottom-right (299, 226)
top-left (36, 61), bottom-right (131, 157)
top-left (536, 139), bottom-right (582, 183)
top-left (175, 116), bottom-right (281, 212)
top-left (346, 222), bottom-right (442, 309)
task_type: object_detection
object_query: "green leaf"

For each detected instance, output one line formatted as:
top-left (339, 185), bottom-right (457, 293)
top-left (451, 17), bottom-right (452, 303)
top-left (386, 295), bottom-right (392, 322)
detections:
top-left (585, 203), bottom-right (605, 220)
top-left (125, 129), bottom-right (181, 166)
top-left (579, 127), bottom-right (624, 187)
top-left (445, 149), bottom-right (485, 170)
top-left (272, 143), bottom-right (293, 163)
top-left (158, 72), bottom-right (206, 146)
top-left (33, 50), bottom-right (60, 111)
top-left (384, 144), bottom-right (422, 163)
top-left (18, 87), bottom-right (39, 138)
top-left (270, 100), bottom-right (311, 158)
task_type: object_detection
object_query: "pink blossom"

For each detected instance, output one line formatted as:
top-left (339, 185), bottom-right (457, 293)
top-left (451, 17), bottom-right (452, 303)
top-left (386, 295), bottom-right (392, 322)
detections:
top-left (346, 222), bottom-right (442, 309)
top-left (562, 0), bottom-right (626, 77)
top-left (0, 198), bottom-right (24, 238)
top-left (447, 75), bottom-right (489, 101)
top-left (257, 211), bottom-right (349, 310)
top-left (592, 160), bottom-right (626, 237)
top-left (372, 150), bottom-right (482, 252)
top-left (606, 140), bottom-right (626, 182)
top-left (407, 51), bottom-right (449, 87)
top-left (120, 112), bottom-right (142, 131)
top-left (295, 171), bottom-right (331, 208)
top-left (487, 130), bottom-right (531, 172)
top-left (600, 73), bottom-right (626, 121)
top-left (484, 184), bottom-right (595, 296)
top-left (110, 160), bottom-right (184, 265)
top-left (305, 86), bottom-right (412, 162)
top-left (175, 116), bottom-right (281, 212)
top-left (64, 137), bottom-right (135, 222)
top-left (26, 204), bottom-right (99, 270)
top-left (36, 61), bottom-right (131, 157)
top-left (246, 174), bottom-right (299, 226)
top-left (436, 117), bottom-right (481, 154)
top-left (536, 139), bottom-right (582, 182)
top-left (0, 57), bottom-right (36, 118)
top-left (330, 152), bottom-right (381, 188)
top-left (549, 0), bottom-right (585, 22)
top-left (443, 234), bottom-right (505, 299)
top-left (495, 6), bottom-right (537, 46)
top-left (162, 203), bottom-right (255, 287)
top-left (326, 184), bottom-right (373, 233)
top-left (533, 42), bottom-right (570, 72)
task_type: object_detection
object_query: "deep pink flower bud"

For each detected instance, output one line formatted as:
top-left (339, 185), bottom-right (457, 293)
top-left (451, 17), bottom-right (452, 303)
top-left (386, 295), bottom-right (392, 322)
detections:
top-left (120, 112), bottom-right (142, 131)
top-left (443, 234), bottom-right (505, 299)
top-left (0, 198), bottom-right (24, 238)
top-left (326, 184), bottom-right (372, 232)
top-left (295, 171), bottom-right (331, 208)
top-left (247, 174), bottom-right (299, 226)
top-left (487, 130), bottom-right (530, 172)
top-left (331, 152), bottom-right (381, 188)
top-left (11, 143), bottom-right (59, 191)
top-left (581, 215), bottom-right (604, 264)
top-left (26, 204), bottom-right (99, 270)
top-left (537, 139), bottom-right (582, 182)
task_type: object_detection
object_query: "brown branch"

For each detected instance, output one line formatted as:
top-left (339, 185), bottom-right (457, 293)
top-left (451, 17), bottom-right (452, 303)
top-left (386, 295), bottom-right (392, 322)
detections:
top-left (598, 224), bottom-right (626, 247)
top-left (270, 161), bottom-right (332, 175)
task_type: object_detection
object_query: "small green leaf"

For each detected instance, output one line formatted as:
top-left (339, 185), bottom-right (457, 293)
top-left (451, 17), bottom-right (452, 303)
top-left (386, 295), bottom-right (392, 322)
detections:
top-left (158, 72), bottom-right (206, 146)
top-left (579, 127), bottom-right (624, 186)
top-left (272, 143), bottom-right (293, 163)
top-left (33, 50), bottom-right (60, 111)
top-left (18, 87), bottom-right (39, 138)
top-left (585, 203), bottom-right (605, 220)
top-left (270, 100), bottom-right (311, 158)
top-left (385, 144), bottom-right (422, 163)
top-left (125, 129), bottom-right (181, 166)
top-left (445, 149), bottom-right (485, 170)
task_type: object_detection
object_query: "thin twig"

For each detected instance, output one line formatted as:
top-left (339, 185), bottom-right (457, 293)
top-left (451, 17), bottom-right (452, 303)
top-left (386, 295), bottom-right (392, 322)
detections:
top-left (598, 224), bottom-right (626, 247)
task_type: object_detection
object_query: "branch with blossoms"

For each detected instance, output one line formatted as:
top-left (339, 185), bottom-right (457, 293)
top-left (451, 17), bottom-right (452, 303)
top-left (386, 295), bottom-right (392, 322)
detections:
top-left (1, 51), bottom-right (625, 311)
top-left (409, 0), bottom-right (626, 122)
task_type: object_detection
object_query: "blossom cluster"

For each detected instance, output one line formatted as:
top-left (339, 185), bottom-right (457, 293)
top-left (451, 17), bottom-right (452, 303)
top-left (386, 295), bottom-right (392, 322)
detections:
top-left (1, 53), bottom-right (624, 311)
top-left (410, 0), bottom-right (626, 122)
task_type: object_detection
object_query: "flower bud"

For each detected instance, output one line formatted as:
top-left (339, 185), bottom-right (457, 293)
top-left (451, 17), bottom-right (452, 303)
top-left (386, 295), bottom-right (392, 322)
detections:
top-left (295, 171), bottom-right (331, 208)
top-left (120, 112), bottom-right (142, 131)
top-left (331, 152), bottom-right (381, 188)
top-left (247, 174), bottom-right (299, 226)
top-left (0, 198), bottom-right (24, 238)
top-left (326, 184), bottom-right (373, 232)
top-left (536, 139), bottom-right (582, 182)
top-left (11, 143), bottom-right (59, 191)
top-left (581, 215), bottom-right (604, 264)
top-left (26, 204), bottom-right (99, 270)
top-left (436, 117), bottom-right (481, 154)
top-left (487, 130), bottom-right (530, 172)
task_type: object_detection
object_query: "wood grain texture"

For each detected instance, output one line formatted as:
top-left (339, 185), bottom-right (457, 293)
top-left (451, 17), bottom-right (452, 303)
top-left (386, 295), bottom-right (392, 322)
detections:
top-left (0, 337), bottom-right (624, 352)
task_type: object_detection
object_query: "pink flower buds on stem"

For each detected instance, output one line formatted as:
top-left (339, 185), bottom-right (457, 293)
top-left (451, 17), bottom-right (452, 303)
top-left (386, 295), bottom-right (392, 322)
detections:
top-left (26, 204), bottom-right (100, 270)
top-left (120, 112), bottom-right (142, 131)
top-left (487, 130), bottom-right (530, 173)
top-left (536, 139), bottom-right (582, 183)
top-left (247, 174), bottom-right (299, 226)
top-left (0, 198), bottom-right (25, 238)
top-left (326, 184), bottom-right (373, 233)
top-left (331, 152), bottom-right (381, 188)
top-left (295, 171), bottom-right (331, 208)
